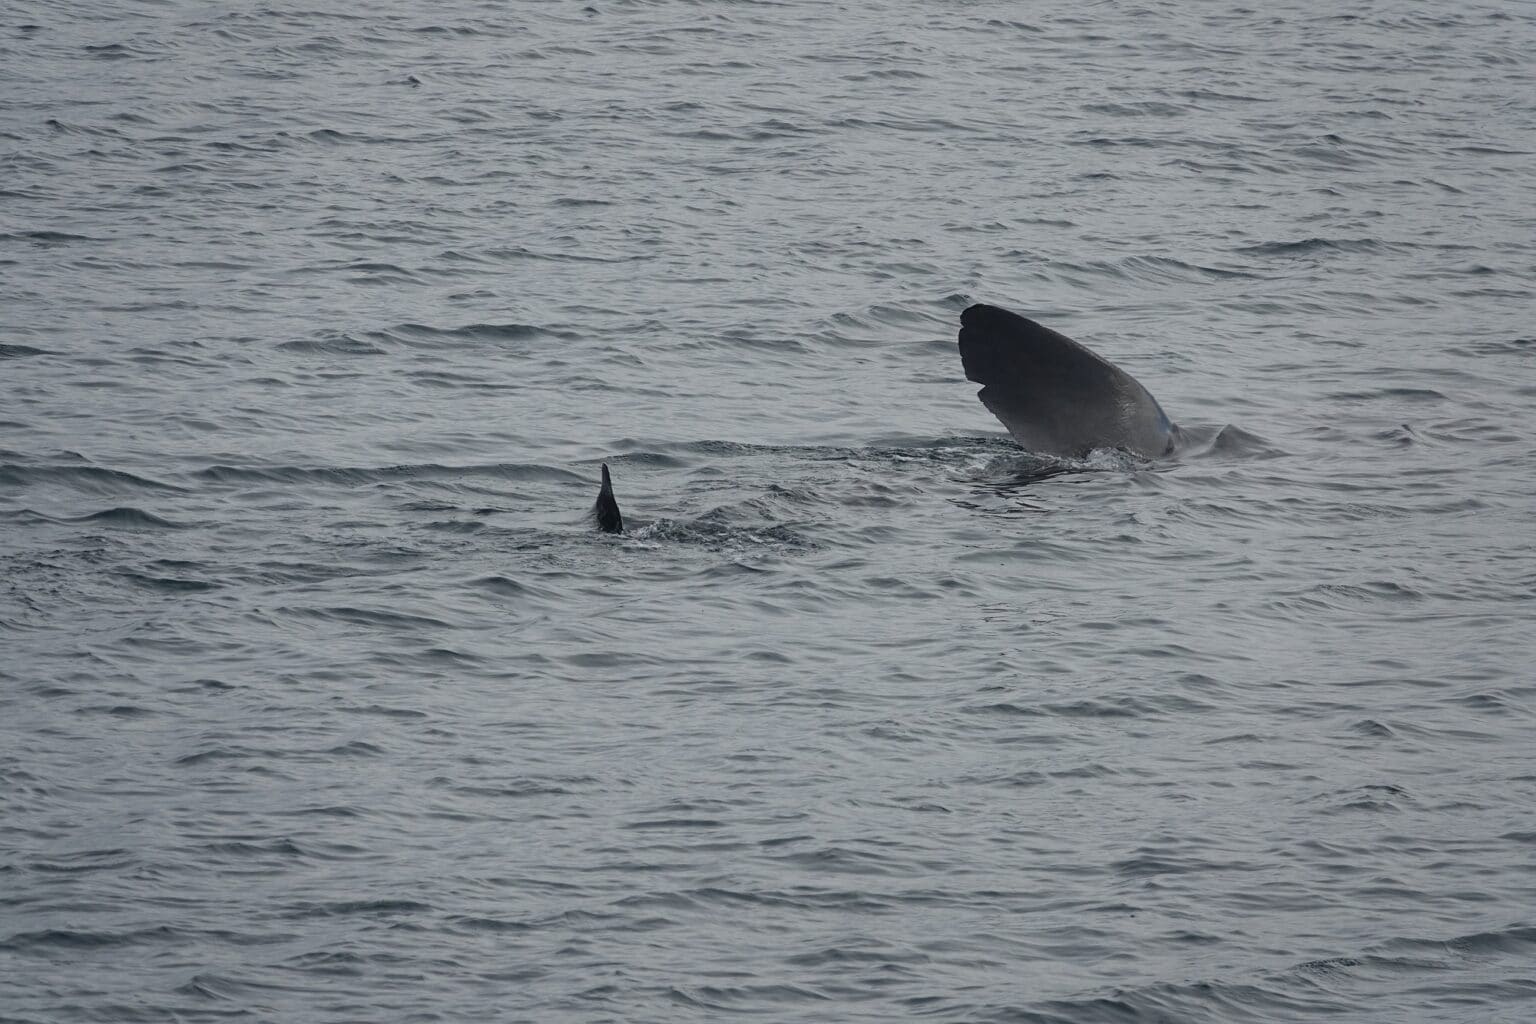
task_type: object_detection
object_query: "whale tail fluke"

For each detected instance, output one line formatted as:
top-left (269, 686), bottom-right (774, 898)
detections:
top-left (594, 463), bottom-right (623, 534)
top-left (958, 303), bottom-right (1177, 459)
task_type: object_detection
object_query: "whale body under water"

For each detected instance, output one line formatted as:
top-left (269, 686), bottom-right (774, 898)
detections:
top-left (958, 302), bottom-right (1178, 459)
top-left (591, 304), bottom-right (1179, 531)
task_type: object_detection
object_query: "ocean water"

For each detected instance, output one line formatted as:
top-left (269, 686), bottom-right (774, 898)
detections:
top-left (3, 0), bottom-right (1534, 1020)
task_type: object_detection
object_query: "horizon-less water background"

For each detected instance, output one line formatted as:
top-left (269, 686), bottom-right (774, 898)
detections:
top-left (3, 1), bottom-right (1535, 1021)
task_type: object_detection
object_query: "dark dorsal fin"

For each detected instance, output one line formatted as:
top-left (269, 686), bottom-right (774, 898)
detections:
top-left (957, 303), bottom-right (1176, 459)
top-left (959, 304), bottom-right (1120, 394)
top-left (594, 463), bottom-right (623, 534)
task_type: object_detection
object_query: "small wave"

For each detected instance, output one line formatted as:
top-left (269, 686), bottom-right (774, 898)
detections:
top-left (1328, 386), bottom-right (1447, 403)
top-left (176, 746), bottom-right (255, 766)
top-left (0, 464), bottom-right (186, 494)
top-left (1350, 719), bottom-right (1395, 738)
top-left (1081, 100), bottom-right (1190, 116)
top-left (279, 605), bottom-right (451, 630)
top-left (44, 116), bottom-right (127, 136)
top-left (863, 302), bottom-right (949, 328)
top-left (199, 837), bottom-right (306, 858)
top-left (277, 331), bottom-right (385, 355)
top-left (1455, 336), bottom-right (1531, 357)
top-left (65, 507), bottom-right (186, 529)
top-left (1112, 852), bottom-right (1215, 877)
top-left (382, 321), bottom-right (576, 343)
top-left (0, 926), bottom-right (179, 952)
top-left (1182, 424), bottom-right (1287, 458)
top-left (430, 773), bottom-right (594, 798)
top-left (285, 898), bottom-right (431, 918)
top-left (412, 23), bottom-right (481, 36)
top-left (1035, 976), bottom-right (1347, 1021)
top-left (342, 703), bottom-right (427, 720)
top-left (82, 42), bottom-right (135, 58)
top-left (1053, 254), bottom-right (1262, 283)
top-left (965, 701), bottom-right (1045, 718)
top-left (669, 983), bottom-right (831, 1011)
top-left (624, 817), bottom-right (724, 830)
top-left (1236, 237), bottom-right (1390, 257)
top-left (482, 245), bottom-right (640, 265)
top-left (72, 706), bottom-right (155, 721)
top-left (117, 571), bottom-right (219, 591)
top-left (2, 229), bottom-right (94, 243)
top-left (26, 848), bottom-right (135, 873)
top-left (470, 575), bottom-right (545, 598)
top-left (0, 343), bottom-right (48, 358)
top-left (1310, 580), bottom-right (1423, 603)
top-left (306, 127), bottom-right (361, 144)
top-left (176, 972), bottom-right (263, 1001)
top-left (767, 843), bottom-right (902, 876)
top-left (958, 768), bottom-right (1051, 789)
top-left (442, 915), bottom-right (536, 934)
top-left (1380, 924), bottom-right (1536, 957)
top-left (325, 740), bottom-right (384, 757)
top-left (311, 260), bottom-right (425, 283)
top-left (982, 18), bottom-right (1044, 32)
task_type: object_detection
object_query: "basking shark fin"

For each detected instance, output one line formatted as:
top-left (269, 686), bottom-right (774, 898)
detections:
top-left (958, 303), bottom-right (1177, 458)
top-left (594, 463), bottom-right (623, 534)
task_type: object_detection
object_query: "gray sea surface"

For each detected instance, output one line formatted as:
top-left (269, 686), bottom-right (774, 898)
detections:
top-left (3, 1), bottom-right (1535, 1021)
